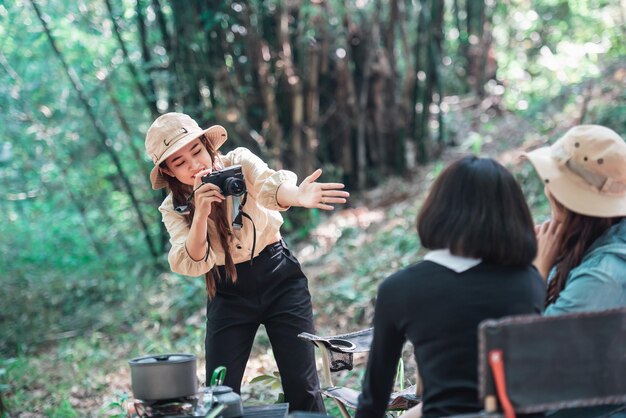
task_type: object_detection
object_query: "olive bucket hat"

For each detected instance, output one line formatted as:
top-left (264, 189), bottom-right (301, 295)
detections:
top-left (524, 125), bottom-right (626, 217)
top-left (145, 112), bottom-right (227, 190)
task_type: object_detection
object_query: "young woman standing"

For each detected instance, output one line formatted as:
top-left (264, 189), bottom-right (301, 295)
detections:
top-left (145, 112), bottom-right (349, 412)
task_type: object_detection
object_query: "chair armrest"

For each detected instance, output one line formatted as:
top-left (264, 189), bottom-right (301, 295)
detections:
top-left (298, 328), bottom-right (374, 375)
top-left (298, 328), bottom-right (374, 353)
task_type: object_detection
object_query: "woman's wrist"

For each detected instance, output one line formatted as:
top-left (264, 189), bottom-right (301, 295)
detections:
top-left (186, 215), bottom-right (210, 261)
top-left (533, 261), bottom-right (550, 281)
top-left (276, 182), bottom-right (300, 208)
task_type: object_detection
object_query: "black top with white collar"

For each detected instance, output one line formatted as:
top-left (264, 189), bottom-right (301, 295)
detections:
top-left (355, 260), bottom-right (545, 418)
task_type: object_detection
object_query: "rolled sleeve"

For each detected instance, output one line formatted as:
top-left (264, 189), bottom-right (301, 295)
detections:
top-left (227, 147), bottom-right (297, 211)
top-left (159, 197), bottom-right (217, 277)
top-left (259, 170), bottom-right (297, 211)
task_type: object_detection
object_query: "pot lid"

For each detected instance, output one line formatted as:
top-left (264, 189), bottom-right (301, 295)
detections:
top-left (210, 385), bottom-right (235, 395)
top-left (129, 353), bottom-right (196, 365)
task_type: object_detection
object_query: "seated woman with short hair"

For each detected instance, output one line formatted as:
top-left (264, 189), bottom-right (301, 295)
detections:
top-left (355, 156), bottom-right (546, 418)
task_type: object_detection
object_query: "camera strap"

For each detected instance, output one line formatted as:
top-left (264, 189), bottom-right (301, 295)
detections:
top-left (232, 193), bottom-right (247, 229)
top-left (232, 192), bottom-right (257, 265)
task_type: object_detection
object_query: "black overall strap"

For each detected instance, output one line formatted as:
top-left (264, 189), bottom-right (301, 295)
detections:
top-left (204, 231), bottom-right (211, 262)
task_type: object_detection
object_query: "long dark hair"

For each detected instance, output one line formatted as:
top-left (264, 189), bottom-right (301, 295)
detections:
top-left (545, 199), bottom-right (622, 307)
top-left (160, 135), bottom-right (236, 299)
top-left (418, 156), bottom-right (537, 266)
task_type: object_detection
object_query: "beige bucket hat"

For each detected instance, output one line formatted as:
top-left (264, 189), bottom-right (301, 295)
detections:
top-left (145, 112), bottom-right (227, 190)
top-left (524, 125), bottom-right (626, 217)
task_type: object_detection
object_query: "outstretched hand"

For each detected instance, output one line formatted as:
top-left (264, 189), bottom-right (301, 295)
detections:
top-left (298, 169), bottom-right (350, 210)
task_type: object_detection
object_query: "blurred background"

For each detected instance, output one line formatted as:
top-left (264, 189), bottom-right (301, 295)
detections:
top-left (0, 0), bottom-right (624, 416)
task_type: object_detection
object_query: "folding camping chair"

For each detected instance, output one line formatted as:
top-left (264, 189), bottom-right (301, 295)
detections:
top-left (449, 307), bottom-right (626, 418)
top-left (298, 328), bottom-right (421, 418)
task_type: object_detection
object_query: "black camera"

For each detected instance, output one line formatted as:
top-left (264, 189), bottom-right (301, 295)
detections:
top-left (201, 165), bottom-right (247, 197)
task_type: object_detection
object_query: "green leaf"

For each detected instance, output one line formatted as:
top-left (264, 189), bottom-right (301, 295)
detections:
top-left (249, 374), bottom-right (276, 384)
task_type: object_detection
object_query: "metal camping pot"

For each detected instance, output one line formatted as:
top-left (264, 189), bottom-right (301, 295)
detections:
top-left (128, 353), bottom-right (198, 401)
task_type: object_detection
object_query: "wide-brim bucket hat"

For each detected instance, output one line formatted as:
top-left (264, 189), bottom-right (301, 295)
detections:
top-left (145, 112), bottom-right (227, 190)
top-left (524, 125), bottom-right (626, 217)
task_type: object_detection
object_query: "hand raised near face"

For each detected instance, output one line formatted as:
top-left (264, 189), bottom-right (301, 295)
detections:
top-left (533, 219), bottom-right (564, 281)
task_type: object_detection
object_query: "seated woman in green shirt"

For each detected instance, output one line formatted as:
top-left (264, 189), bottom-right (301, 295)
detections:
top-left (525, 124), bottom-right (626, 316)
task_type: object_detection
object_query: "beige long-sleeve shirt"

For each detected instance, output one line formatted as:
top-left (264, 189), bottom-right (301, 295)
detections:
top-left (159, 147), bottom-right (297, 277)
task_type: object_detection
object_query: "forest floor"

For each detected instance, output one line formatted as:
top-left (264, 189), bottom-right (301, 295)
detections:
top-left (3, 63), bottom-right (624, 417)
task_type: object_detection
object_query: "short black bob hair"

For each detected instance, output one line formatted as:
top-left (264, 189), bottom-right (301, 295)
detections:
top-left (417, 155), bottom-right (537, 266)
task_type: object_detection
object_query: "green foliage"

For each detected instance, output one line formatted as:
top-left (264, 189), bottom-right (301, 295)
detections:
top-left (0, 0), bottom-right (162, 356)
top-left (249, 371), bottom-right (283, 400)
top-left (48, 399), bottom-right (79, 418)
top-left (516, 163), bottom-right (552, 222)
top-left (246, 371), bottom-right (285, 406)
top-left (395, 358), bottom-right (405, 392)
top-left (105, 391), bottom-right (130, 418)
top-left (492, 0), bottom-right (624, 113)
top-left (282, 207), bottom-right (322, 240)
top-left (314, 202), bottom-right (423, 323)
top-left (0, 0), bottom-right (624, 415)
top-left (586, 98), bottom-right (626, 133)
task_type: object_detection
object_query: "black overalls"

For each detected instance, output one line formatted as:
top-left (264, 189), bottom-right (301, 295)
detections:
top-left (205, 240), bottom-right (325, 412)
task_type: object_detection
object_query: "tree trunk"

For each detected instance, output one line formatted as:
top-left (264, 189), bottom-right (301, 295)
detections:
top-left (104, 0), bottom-right (157, 115)
top-left (31, 0), bottom-right (159, 259)
top-left (355, 29), bottom-right (373, 189)
top-left (412, 0), bottom-right (429, 163)
top-left (334, 53), bottom-right (355, 185)
top-left (102, 74), bottom-right (151, 184)
top-left (277, 3), bottom-right (303, 174)
top-left (304, 38), bottom-right (321, 177)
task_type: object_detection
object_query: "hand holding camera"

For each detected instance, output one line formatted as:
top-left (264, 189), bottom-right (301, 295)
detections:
top-left (196, 165), bottom-right (247, 213)
top-left (201, 165), bottom-right (247, 197)
top-left (175, 166), bottom-right (247, 216)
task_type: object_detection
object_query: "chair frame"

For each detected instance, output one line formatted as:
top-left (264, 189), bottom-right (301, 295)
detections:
top-left (299, 328), bottom-right (421, 418)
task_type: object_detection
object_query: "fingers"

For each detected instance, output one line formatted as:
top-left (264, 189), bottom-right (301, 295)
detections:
top-left (195, 184), bottom-right (225, 203)
top-left (320, 182), bottom-right (346, 190)
top-left (193, 168), bottom-right (214, 188)
top-left (317, 202), bottom-right (335, 211)
top-left (316, 193), bottom-right (348, 210)
top-left (324, 190), bottom-right (350, 198)
top-left (302, 168), bottom-right (323, 184)
top-left (322, 197), bottom-right (347, 204)
top-left (553, 221), bottom-right (563, 239)
top-left (197, 191), bottom-right (225, 202)
top-left (536, 219), bottom-right (563, 239)
top-left (316, 189), bottom-right (349, 208)
top-left (545, 219), bottom-right (562, 236)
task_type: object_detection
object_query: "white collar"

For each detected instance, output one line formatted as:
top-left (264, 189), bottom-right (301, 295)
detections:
top-left (423, 249), bottom-right (481, 273)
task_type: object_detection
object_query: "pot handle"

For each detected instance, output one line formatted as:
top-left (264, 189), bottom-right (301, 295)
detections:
top-left (210, 366), bottom-right (227, 386)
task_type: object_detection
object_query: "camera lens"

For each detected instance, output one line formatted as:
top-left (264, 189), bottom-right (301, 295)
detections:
top-left (224, 178), bottom-right (246, 196)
